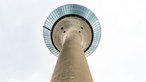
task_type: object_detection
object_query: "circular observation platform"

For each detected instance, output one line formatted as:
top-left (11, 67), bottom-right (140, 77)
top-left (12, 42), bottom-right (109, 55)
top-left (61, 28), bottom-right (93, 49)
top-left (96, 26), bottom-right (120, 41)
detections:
top-left (43, 4), bottom-right (101, 57)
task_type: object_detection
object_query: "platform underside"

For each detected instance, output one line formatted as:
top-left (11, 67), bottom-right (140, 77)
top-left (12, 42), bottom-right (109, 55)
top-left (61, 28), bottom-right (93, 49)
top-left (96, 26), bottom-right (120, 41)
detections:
top-left (52, 16), bottom-right (93, 52)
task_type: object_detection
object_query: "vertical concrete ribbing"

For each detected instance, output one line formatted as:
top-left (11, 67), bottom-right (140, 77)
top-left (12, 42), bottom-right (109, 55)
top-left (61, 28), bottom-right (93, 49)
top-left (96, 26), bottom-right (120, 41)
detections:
top-left (51, 31), bottom-right (93, 82)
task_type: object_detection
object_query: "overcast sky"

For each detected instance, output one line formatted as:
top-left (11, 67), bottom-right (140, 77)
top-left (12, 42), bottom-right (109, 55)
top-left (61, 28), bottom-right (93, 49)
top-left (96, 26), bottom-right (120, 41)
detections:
top-left (0, 0), bottom-right (146, 82)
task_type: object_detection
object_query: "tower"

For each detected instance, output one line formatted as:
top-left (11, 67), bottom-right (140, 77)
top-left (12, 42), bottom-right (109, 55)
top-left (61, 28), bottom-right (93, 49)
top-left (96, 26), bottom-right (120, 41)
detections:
top-left (43, 4), bottom-right (101, 82)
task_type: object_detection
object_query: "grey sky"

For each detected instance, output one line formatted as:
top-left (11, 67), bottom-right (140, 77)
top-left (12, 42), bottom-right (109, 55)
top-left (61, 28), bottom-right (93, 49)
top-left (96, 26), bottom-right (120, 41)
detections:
top-left (0, 0), bottom-right (146, 82)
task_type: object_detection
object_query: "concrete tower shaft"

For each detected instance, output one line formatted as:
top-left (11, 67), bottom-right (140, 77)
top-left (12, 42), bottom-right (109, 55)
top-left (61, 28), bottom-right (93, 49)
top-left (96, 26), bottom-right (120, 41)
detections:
top-left (43, 4), bottom-right (101, 82)
top-left (51, 31), bottom-right (93, 82)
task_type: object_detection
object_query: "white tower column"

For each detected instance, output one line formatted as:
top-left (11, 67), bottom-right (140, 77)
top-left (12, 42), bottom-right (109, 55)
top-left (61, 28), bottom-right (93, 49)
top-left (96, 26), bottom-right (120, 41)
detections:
top-left (43, 4), bottom-right (101, 82)
top-left (51, 31), bottom-right (93, 82)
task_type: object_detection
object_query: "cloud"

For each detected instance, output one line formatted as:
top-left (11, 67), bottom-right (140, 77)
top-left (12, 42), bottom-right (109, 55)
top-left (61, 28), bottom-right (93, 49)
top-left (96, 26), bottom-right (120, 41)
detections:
top-left (26, 72), bottom-right (49, 82)
top-left (0, 0), bottom-right (146, 82)
top-left (8, 79), bottom-right (22, 82)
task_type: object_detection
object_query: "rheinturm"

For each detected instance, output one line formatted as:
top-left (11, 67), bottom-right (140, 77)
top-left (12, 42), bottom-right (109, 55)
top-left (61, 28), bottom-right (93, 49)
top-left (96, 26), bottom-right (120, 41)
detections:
top-left (43, 4), bottom-right (101, 82)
